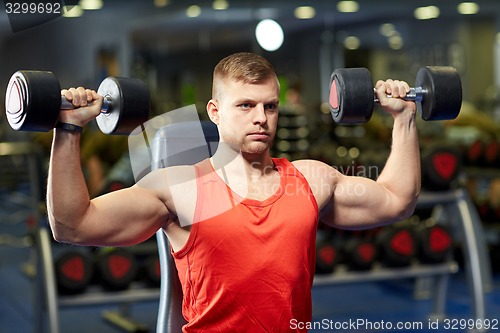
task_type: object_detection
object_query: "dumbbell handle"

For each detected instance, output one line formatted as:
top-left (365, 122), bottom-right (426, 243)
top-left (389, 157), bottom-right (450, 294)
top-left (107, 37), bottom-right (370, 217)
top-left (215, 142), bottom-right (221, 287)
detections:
top-left (374, 86), bottom-right (426, 103)
top-left (60, 95), bottom-right (112, 114)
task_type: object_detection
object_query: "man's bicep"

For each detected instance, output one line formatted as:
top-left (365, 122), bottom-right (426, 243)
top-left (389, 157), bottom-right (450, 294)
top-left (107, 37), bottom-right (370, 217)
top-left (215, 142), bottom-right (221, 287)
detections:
top-left (76, 184), bottom-right (170, 247)
top-left (325, 175), bottom-right (402, 229)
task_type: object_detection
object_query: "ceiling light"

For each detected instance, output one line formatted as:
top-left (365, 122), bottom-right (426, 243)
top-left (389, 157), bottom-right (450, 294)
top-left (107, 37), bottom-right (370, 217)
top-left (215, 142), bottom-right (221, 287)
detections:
top-left (154, 0), bottom-right (170, 8)
top-left (79, 0), bottom-right (102, 10)
top-left (255, 19), bottom-right (284, 52)
top-left (337, 1), bottom-right (359, 13)
top-left (388, 35), bottom-right (404, 50)
top-left (343, 36), bottom-right (360, 50)
top-left (213, 0), bottom-right (228, 10)
top-left (379, 23), bottom-right (396, 37)
top-left (294, 6), bottom-right (316, 19)
top-left (457, 2), bottom-right (479, 15)
top-left (186, 5), bottom-right (201, 17)
top-left (414, 6), bottom-right (440, 20)
top-left (63, 5), bottom-right (84, 17)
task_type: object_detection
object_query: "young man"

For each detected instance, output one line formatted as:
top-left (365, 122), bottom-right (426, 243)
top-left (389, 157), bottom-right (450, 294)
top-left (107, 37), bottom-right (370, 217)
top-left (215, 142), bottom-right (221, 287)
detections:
top-left (47, 52), bottom-right (420, 332)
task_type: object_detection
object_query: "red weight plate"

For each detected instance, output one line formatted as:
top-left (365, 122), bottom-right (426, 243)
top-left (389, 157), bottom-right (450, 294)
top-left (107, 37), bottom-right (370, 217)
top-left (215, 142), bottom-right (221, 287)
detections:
top-left (108, 254), bottom-right (132, 279)
top-left (357, 243), bottom-right (375, 262)
top-left (329, 79), bottom-right (339, 110)
top-left (432, 152), bottom-right (457, 181)
top-left (61, 257), bottom-right (85, 282)
top-left (429, 227), bottom-right (452, 253)
top-left (318, 246), bottom-right (336, 265)
top-left (390, 230), bottom-right (414, 256)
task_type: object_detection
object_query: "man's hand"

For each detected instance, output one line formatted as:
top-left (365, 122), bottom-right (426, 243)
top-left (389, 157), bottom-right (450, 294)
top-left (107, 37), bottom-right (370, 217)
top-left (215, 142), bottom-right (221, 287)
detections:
top-left (375, 79), bottom-right (416, 121)
top-left (60, 87), bottom-right (103, 127)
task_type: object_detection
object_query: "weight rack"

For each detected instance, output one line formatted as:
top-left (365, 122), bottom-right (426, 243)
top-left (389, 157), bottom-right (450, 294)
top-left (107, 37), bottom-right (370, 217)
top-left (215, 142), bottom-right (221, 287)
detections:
top-left (33, 227), bottom-right (161, 333)
top-left (313, 189), bottom-right (492, 322)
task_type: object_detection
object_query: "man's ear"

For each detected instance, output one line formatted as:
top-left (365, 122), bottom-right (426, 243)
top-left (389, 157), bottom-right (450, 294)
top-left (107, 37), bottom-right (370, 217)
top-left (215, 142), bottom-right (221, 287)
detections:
top-left (207, 99), bottom-right (220, 125)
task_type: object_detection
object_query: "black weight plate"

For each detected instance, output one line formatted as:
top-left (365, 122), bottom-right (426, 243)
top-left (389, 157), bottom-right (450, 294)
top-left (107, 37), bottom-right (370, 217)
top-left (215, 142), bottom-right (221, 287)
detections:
top-left (96, 248), bottom-right (138, 290)
top-left (421, 144), bottom-right (461, 191)
top-left (417, 225), bottom-right (453, 264)
top-left (329, 68), bottom-right (374, 124)
top-left (55, 251), bottom-right (93, 294)
top-left (377, 227), bottom-right (416, 267)
top-left (143, 255), bottom-right (161, 287)
top-left (415, 66), bottom-right (462, 121)
top-left (96, 77), bottom-right (150, 134)
top-left (344, 239), bottom-right (377, 271)
top-left (5, 70), bottom-right (61, 132)
top-left (315, 240), bottom-right (339, 274)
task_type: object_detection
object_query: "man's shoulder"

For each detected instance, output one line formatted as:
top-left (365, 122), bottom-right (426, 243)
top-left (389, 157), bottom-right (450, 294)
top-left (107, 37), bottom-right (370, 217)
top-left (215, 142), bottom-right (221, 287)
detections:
top-left (291, 159), bottom-right (335, 176)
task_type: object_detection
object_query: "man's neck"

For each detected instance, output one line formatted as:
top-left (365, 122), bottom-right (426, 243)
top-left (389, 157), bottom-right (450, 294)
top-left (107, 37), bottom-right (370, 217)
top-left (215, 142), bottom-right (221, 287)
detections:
top-left (210, 144), bottom-right (278, 199)
top-left (211, 143), bottom-right (274, 173)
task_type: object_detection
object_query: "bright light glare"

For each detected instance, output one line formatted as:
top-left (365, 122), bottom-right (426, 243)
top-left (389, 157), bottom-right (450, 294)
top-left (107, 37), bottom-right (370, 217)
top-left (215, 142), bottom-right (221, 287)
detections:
top-left (294, 6), bottom-right (316, 19)
top-left (79, 0), bottom-right (102, 10)
top-left (186, 5), bottom-right (201, 17)
top-left (337, 1), bottom-right (359, 13)
top-left (457, 2), bottom-right (479, 15)
top-left (255, 19), bottom-right (284, 52)
top-left (63, 5), bottom-right (84, 17)
top-left (213, 0), bottom-right (229, 10)
top-left (414, 6), bottom-right (440, 20)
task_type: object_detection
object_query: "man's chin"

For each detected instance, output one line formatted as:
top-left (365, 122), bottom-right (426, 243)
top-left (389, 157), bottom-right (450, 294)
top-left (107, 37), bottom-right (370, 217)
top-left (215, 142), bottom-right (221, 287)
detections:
top-left (241, 142), bottom-right (273, 155)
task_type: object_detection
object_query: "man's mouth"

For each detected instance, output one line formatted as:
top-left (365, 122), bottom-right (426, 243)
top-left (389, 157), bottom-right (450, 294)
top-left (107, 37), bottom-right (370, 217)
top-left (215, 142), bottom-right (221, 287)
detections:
top-left (248, 132), bottom-right (269, 139)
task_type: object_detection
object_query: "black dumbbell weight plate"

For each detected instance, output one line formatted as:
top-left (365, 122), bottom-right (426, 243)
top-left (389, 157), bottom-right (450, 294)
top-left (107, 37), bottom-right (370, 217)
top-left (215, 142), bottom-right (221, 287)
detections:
top-left (416, 66), bottom-right (462, 121)
top-left (329, 68), bottom-right (374, 124)
top-left (55, 251), bottom-right (93, 294)
top-left (96, 248), bottom-right (138, 290)
top-left (377, 227), bottom-right (416, 267)
top-left (417, 225), bottom-right (453, 263)
top-left (96, 77), bottom-right (150, 135)
top-left (5, 71), bottom-right (61, 131)
top-left (315, 240), bottom-right (339, 274)
top-left (344, 238), bottom-right (377, 270)
top-left (421, 144), bottom-right (461, 191)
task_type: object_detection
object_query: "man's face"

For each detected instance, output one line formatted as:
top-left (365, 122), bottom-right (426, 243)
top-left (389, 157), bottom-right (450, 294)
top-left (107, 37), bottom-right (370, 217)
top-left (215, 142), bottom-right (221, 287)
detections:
top-left (209, 77), bottom-right (280, 155)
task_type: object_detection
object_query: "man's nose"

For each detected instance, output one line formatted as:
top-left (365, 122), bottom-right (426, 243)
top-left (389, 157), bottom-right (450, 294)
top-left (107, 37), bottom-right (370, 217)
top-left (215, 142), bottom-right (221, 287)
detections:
top-left (252, 104), bottom-right (267, 125)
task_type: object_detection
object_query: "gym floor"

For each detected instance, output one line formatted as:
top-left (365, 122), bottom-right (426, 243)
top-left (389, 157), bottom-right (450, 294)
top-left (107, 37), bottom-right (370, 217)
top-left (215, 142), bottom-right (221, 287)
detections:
top-left (2, 218), bottom-right (500, 333)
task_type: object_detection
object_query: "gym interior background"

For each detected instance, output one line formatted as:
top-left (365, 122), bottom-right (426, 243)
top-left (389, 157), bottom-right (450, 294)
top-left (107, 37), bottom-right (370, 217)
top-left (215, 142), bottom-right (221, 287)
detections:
top-left (1, 0), bottom-right (500, 332)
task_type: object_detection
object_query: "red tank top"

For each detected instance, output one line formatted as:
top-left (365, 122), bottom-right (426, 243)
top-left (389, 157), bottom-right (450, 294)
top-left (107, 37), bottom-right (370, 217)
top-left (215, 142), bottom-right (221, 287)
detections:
top-left (172, 158), bottom-right (318, 332)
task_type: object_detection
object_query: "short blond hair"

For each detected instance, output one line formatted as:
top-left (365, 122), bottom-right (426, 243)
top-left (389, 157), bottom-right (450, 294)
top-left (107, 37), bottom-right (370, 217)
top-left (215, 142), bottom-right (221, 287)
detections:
top-left (212, 52), bottom-right (278, 98)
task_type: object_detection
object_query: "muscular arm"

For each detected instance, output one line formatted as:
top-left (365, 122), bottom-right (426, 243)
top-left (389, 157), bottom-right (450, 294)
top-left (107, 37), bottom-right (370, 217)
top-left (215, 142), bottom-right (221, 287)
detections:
top-left (298, 79), bottom-right (420, 229)
top-left (327, 111), bottom-right (420, 228)
top-left (47, 130), bottom-right (171, 246)
top-left (46, 87), bottom-right (171, 247)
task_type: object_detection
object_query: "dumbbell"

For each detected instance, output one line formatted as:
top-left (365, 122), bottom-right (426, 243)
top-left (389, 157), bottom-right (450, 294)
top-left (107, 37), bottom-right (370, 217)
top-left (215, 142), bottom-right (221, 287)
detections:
top-left (343, 238), bottom-right (377, 271)
top-left (315, 228), bottom-right (341, 274)
top-left (141, 254), bottom-right (161, 288)
top-left (415, 221), bottom-right (453, 264)
top-left (54, 250), bottom-right (93, 295)
top-left (95, 248), bottom-right (139, 291)
top-left (329, 66), bottom-right (462, 124)
top-left (376, 224), bottom-right (417, 267)
top-left (343, 230), bottom-right (378, 271)
top-left (315, 240), bottom-right (340, 274)
top-left (5, 70), bottom-right (150, 134)
top-left (421, 144), bottom-right (462, 192)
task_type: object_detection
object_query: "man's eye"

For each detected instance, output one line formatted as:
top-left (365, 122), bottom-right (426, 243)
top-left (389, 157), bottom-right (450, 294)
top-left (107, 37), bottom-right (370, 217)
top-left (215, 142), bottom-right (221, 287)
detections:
top-left (266, 104), bottom-right (278, 111)
top-left (239, 103), bottom-right (251, 109)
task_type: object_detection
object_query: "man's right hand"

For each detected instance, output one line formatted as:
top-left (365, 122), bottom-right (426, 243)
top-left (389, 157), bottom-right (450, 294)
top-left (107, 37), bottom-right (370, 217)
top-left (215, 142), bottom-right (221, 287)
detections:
top-left (60, 87), bottom-right (103, 127)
